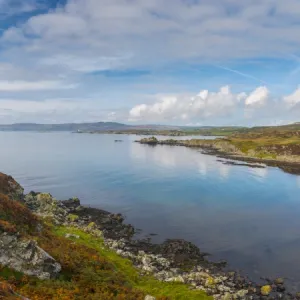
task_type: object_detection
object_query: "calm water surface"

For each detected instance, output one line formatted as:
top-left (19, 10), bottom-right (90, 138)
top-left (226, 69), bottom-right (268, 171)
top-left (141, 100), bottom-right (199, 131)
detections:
top-left (1, 132), bottom-right (300, 290)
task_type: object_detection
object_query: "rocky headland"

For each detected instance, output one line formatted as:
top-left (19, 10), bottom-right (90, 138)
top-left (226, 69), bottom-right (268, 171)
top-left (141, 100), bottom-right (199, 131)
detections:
top-left (0, 172), bottom-right (297, 299)
top-left (137, 137), bottom-right (300, 175)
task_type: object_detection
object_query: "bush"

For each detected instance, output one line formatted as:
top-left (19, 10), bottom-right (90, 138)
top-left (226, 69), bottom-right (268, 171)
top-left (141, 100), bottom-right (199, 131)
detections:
top-left (0, 194), bottom-right (39, 235)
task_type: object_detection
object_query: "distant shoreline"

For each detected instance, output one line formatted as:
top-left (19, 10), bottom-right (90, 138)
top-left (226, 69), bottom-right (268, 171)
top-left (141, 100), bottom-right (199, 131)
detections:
top-left (137, 137), bottom-right (300, 175)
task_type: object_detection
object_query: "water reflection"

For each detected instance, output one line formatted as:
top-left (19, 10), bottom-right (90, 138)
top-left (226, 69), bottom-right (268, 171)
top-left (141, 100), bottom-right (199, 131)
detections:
top-left (1, 132), bottom-right (300, 291)
top-left (219, 163), bottom-right (230, 179)
top-left (131, 142), bottom-right (235, 181)
top-left (250, 167), bottom-right (268, 180)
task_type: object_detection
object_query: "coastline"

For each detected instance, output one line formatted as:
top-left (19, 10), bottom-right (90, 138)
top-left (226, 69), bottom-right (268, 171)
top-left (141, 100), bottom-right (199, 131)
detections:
top-left (137, 137), bottom-right (300, 175)
top-left (22, 192), bottom-right (294, 299)
top-left (0, 173), bottom-right (295, 299)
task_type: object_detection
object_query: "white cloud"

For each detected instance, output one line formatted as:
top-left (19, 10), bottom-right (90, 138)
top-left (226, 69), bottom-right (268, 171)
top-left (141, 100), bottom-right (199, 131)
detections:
top-left (0, 0), bottom-right (299, 125)
top-left (245, 86), bottom-right (269, 107)
top-left (129, 85), bottom-right (300, 124)
top-left (129, 86), bottom-right (246, 122)
top-left (0, 80), bottom-right (76, 91)
top-left (284, 87), bottom-right (300, 106)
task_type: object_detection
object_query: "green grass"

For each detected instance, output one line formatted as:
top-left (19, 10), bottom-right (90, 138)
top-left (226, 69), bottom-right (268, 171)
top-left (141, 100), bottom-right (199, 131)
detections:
top-left (53, 226), bottom-right (211, 300)
top-left (0, 266), bottom-right (24, 281)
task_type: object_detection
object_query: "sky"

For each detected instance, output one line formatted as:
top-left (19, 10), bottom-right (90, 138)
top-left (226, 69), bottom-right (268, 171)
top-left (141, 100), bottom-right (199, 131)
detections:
top-left (0, 0), bottom-right (300, 126)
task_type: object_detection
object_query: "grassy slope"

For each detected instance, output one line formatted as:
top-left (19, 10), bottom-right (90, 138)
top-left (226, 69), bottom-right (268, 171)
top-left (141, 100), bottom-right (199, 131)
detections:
top-left (149, 126), bottom-right (300, 162)
top-left (0, 220), bottom-right (211, 300)
top-left (98, 127), bottom-right (245, 136)
top-left (0, 170), bottom-right (211, 300)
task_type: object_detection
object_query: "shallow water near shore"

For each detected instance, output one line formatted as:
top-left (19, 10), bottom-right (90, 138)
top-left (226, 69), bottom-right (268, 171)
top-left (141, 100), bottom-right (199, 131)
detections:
top-left (1, 131), bottom-right (300, 291)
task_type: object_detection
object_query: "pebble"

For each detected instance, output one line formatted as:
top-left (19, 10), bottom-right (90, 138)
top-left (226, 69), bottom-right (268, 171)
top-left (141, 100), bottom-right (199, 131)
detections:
top-left (144, 296), bottom-right (156, 300)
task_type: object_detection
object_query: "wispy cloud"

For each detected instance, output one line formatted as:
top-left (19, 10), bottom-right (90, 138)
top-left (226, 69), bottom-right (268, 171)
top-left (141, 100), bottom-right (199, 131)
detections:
top-left (213, 65), bottom-right (267, 85)
top-left (0, 80), bottom-right (76, 92)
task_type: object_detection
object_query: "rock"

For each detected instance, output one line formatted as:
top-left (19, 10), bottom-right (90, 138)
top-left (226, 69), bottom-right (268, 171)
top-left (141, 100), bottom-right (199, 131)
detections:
top-left (61, 197), bottom-right (81, 211)
top-left (274, 278), bottom-right (284, 285)
top-left (276, 284), bottom-right (285, 293)
top-left (139, 137), bottom-right (158, 145)
top-left (221, 293), bottom-right (233, 300)
top-left (205, 276), bottom-right (216, 287)
top-left (65, 233), bottom-right (80, 239)
top-left (67, 214), bottom-right (79, 222)
top-left (0, 233), bottom-right (61, 280)
top-left (166, 276), bottom-right (185, 283)
top-left (261, 285), bottom-right (272, 296)
top-left (158, 239), bottom-right (205, 268)
top-left (144, 296), bottom-right (156, 300)
top-left (235, 289), bottom-right (248, 298)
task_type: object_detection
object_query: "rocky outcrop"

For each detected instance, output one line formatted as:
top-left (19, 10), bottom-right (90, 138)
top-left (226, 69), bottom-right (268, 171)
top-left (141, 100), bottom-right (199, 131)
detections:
top-left (0, 232), bottom-right (61, 280)
top-left (139, 137), bottom-right (159, 145)
top-left (0, 179), bottom-right (61, 282)
top-left (24, 192), bottom-right (134, 239)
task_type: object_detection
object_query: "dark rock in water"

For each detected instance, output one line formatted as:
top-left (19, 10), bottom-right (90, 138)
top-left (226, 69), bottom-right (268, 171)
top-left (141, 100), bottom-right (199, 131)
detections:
top-left (157, 239), bottom-right (206, 268)
top-left (114, 140), bottom-right (123, 142)
top-left (217, 159), bottom-right (266, 169)
top-left (274, 278), bottom-right (284, 285)
top-left (276, 284), bottom-right (286, 292)
top-left (61, 197), bottom-right (81, 210)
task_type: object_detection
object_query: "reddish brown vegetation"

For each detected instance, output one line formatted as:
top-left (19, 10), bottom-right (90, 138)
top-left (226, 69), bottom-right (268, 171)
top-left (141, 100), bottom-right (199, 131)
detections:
top-left (0, 173), bottom-right (22, 201)
top-left (0, 194), bottom-right (38, 235)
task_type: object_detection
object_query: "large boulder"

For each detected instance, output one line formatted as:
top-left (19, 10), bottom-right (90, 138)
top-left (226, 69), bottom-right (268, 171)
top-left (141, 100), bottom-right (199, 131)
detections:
top-left (24, 192), bottom-right (67, 224)
top-left (0, 232), bottom-right (61, 280)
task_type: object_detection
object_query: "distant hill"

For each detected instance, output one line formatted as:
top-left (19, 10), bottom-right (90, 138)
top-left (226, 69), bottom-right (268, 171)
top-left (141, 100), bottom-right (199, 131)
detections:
top-left (0, 122), bottom-right (131, 132)
top-left (0, 122), bottom-right (195, 132)
top-left (0, 121), bottom-right (299, 133)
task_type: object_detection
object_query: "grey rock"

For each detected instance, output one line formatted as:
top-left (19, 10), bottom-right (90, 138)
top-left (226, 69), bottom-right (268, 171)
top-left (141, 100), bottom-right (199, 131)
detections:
top-left (144, 296), bottom-right (156, 300)
top-left (65, 233), bottom-right (80, 239)
top-left (0, 233), bottom-right (61, 280)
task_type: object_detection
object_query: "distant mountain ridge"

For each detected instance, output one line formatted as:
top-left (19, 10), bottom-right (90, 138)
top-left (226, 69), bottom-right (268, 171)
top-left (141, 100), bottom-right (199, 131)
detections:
top-left (0, 121), bottom-right (299, 132)
top-left (0, 122), bottom-right (130, 132)
top-left (0, 122), bottom-right (187, 132)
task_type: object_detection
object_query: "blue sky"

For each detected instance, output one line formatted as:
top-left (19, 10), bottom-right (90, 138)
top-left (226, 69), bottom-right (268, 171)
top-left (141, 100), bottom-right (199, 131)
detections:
top-left (0, 0), bottom-right (300, 125)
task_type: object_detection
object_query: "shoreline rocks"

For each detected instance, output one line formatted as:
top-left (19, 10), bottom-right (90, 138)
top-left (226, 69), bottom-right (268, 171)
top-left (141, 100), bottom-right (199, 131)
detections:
top-left (0, 172), bottom-right (298, 299)
top-left (137, 137), bottom-right (300, 175)
top-left (22, 191), bottom-right (296, 299)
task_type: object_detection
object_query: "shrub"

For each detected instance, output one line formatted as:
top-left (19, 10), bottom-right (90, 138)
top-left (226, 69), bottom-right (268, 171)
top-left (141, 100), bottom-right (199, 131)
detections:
top-left (0, 193), bottom-right (39, 235)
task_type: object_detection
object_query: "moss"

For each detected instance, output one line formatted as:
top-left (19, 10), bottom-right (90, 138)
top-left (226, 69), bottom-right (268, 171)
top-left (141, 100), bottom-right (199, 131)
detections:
top-left (0, 266), bottom-right (24, 281)
top-left (0, 225), bottom-right (211, 299)
top-left (51, 226), bottom-right (211, 300)
top-left (67, 214), bottom-right (79, 222)
top-left (87, 222), bottom-right (96, 229)
top-left (205, 276), bottom-right (215, 287)
top-left (261, 285), bottom-right (272, 296)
